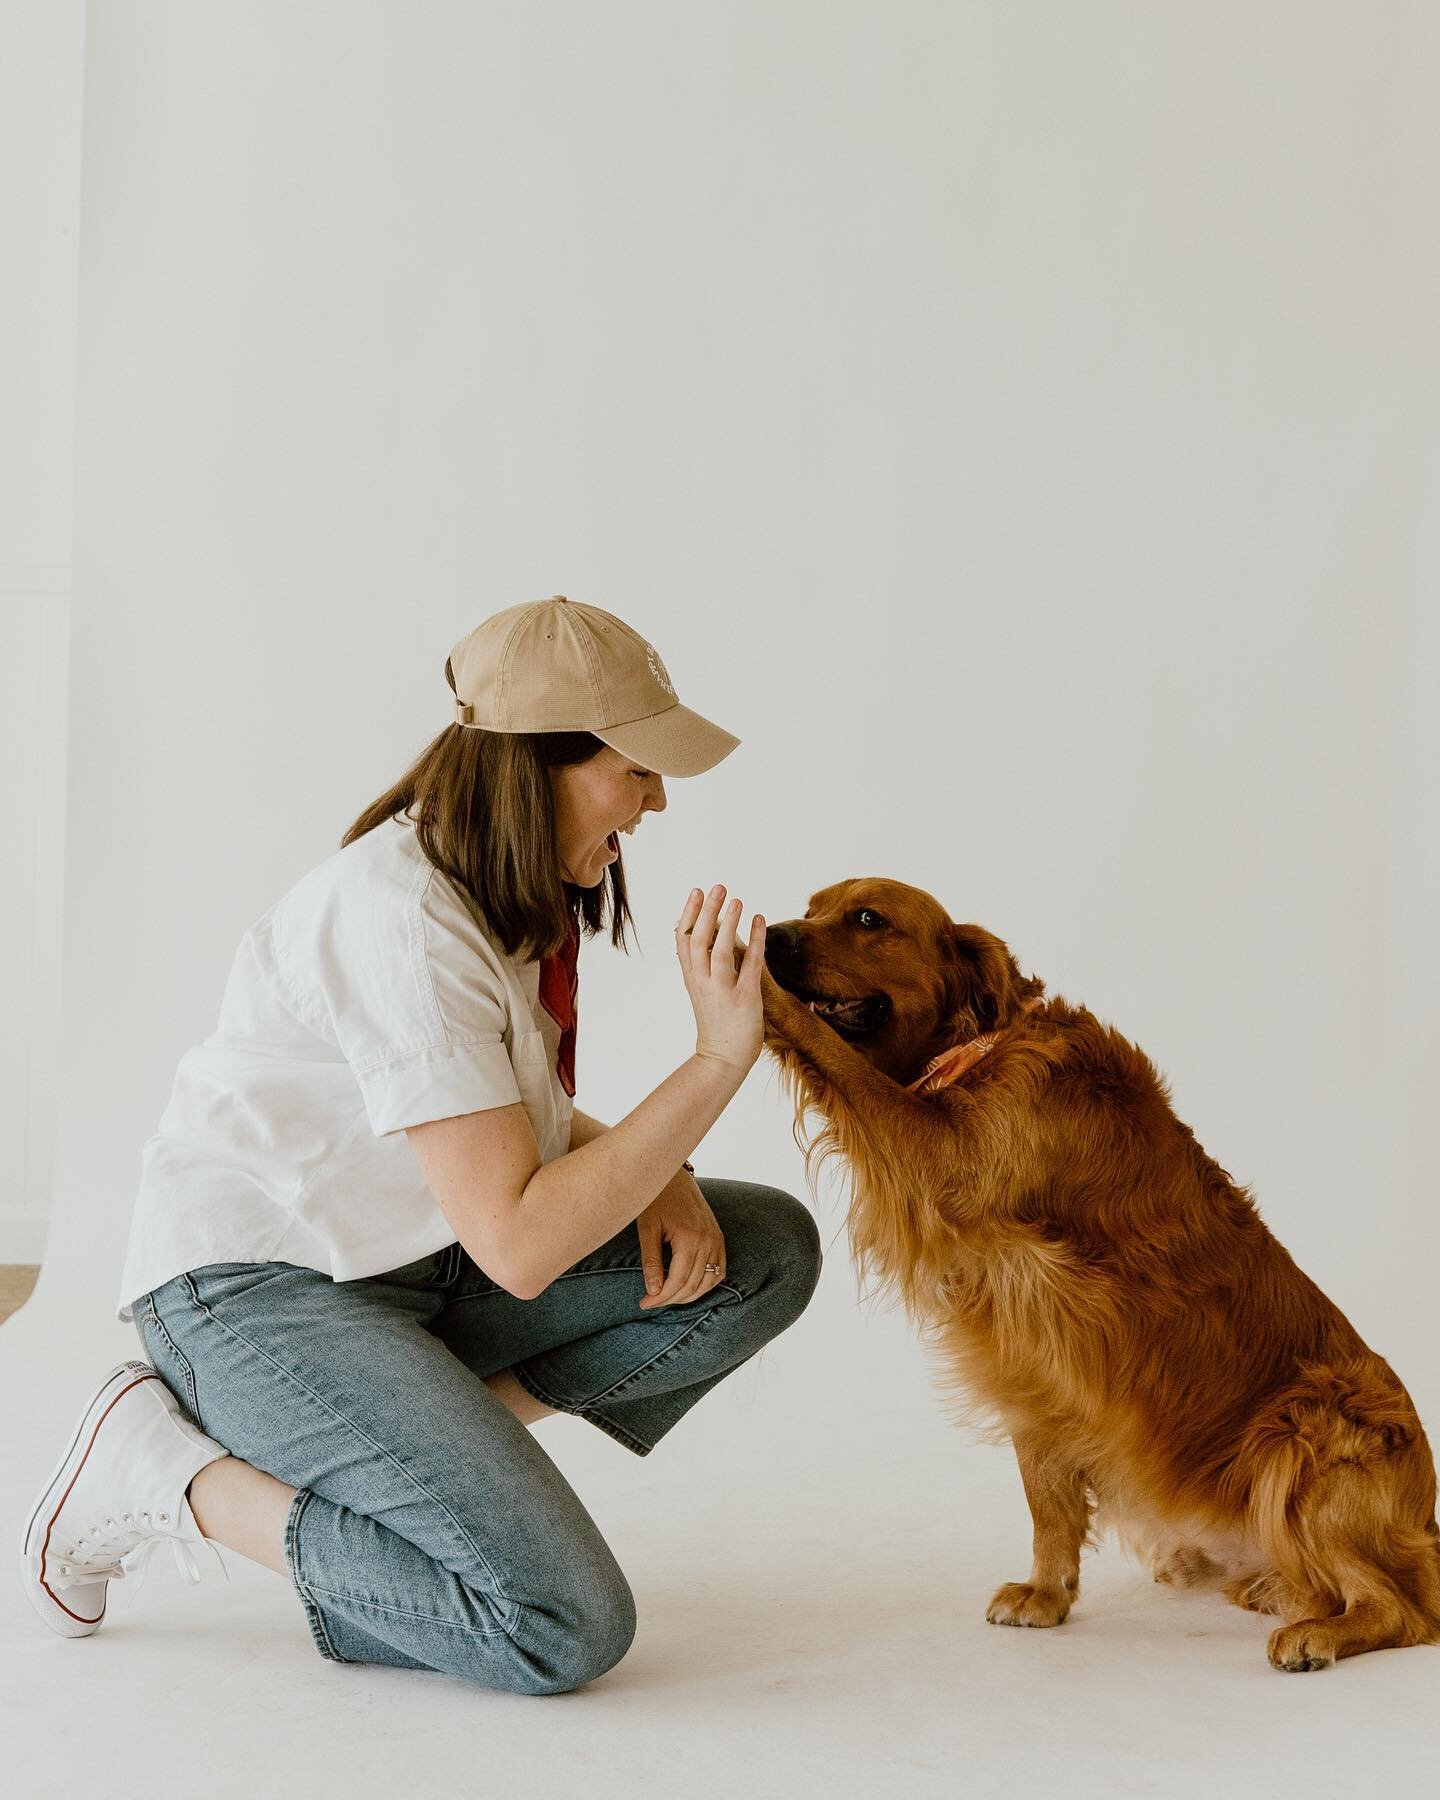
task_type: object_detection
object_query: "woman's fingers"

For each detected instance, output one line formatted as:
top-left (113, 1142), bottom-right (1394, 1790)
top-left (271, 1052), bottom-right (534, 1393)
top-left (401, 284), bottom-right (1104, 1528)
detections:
top-left (740, 916), bottom-right (765, 983)
top-left (636, 1211), bottom-right (665, 1298)
top-left (710, 896), bottom-right (742, 978)
top-left (688, 884), bottom-right (725, 955)
top-left (640, 1236), bottom-right (724, 1309)
top-left (677, 884), bottom-right (763, 1002)
top-left (675, 887), bottom-right (702, 971)
top-left (676, 884), bottom-right (727, 973)
top-left (696, 886), bottom-right (727, 964)
top-left (676, 1238), bottom-right (726, 1304)
top-left (640, 1237), bottom-right (697, 1308)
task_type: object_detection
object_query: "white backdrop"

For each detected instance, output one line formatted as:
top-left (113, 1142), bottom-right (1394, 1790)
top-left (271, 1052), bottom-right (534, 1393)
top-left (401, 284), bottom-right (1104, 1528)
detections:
top-left (5, 4), bottom-right (1438, 1795)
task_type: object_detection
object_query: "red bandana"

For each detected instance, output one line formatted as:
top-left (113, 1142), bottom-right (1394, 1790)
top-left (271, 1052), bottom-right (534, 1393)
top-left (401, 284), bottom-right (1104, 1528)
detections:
top-left (537, 911), bottom-right (580, 1098)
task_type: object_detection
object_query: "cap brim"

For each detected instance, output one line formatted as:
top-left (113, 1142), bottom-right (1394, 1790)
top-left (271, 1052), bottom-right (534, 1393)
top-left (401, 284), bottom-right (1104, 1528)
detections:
top-left (591, 703), bottom-right (741, 778)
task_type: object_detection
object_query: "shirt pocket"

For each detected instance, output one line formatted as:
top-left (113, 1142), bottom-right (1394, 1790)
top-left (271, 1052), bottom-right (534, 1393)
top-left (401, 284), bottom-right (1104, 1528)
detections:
top-left (512, 1026), bottom-right (560, 1156)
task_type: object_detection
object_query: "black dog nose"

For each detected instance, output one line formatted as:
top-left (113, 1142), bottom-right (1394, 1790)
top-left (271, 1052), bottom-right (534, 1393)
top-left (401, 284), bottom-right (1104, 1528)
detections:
top-left (763, 922), bottom-right (800, 965)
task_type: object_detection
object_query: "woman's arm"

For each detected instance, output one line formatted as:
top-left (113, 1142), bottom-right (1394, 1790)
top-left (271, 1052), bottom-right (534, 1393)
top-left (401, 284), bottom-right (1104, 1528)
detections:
top-left (568, 1107), bottom-right (611, 1150)
top-left (571, 1104), bottom-right (697, 1174)
top-left (512, 1055), bottom-right (738, 1292)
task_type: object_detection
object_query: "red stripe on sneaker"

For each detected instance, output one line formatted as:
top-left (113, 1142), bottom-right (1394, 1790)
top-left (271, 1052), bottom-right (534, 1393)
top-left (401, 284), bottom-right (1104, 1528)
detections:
top-left (40, 1368), bottom-right (165, 1626)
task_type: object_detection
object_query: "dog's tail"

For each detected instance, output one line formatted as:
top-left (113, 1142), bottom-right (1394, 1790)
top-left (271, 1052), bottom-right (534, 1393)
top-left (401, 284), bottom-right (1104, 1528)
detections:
top-left (1224, 1360), bottom-right (1440, 1645)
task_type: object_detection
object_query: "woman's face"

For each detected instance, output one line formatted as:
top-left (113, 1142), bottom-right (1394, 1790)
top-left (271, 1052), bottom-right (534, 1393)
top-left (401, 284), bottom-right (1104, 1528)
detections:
top-left (547, 746), bottom-right (667, 887)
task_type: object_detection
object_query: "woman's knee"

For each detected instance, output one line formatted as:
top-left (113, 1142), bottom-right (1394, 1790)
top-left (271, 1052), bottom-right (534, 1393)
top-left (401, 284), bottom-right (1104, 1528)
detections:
top-left (548, 1578), bottom-right (638, 1694)
top-left (493, 1564), bottom-right (638, 1696)
top-left (739, 1185), bottom-right (823, 1320)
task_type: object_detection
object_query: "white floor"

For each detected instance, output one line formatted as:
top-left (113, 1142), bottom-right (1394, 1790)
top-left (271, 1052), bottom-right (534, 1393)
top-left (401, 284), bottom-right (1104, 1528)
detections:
top-left (4, 1260), bottom-right (1437, 1800)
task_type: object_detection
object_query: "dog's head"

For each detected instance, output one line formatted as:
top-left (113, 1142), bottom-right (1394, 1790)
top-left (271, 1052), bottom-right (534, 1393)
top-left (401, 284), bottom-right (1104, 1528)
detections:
top-left (763, 878), bottom-right (1043, 1083)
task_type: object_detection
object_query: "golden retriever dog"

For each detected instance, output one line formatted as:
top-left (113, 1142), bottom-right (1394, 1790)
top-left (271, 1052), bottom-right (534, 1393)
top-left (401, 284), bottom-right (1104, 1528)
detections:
top-left (755, 877), bottom-right (1440, 1672)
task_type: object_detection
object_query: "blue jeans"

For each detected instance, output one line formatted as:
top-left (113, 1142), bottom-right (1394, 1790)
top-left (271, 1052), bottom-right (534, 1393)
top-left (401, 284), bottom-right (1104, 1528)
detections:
top-left (132, 1176), bottom-right (821, 1692)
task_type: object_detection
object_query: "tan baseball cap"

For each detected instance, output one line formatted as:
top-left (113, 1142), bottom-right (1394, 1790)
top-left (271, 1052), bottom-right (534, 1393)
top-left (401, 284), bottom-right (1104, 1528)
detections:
top-left (448, 595), bottom-right (741, 778)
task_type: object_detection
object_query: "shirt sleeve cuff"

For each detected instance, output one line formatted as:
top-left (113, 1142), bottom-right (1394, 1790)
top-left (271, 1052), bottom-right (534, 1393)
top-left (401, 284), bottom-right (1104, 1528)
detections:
top-left (355, 1040), bottom-right (523, 1137)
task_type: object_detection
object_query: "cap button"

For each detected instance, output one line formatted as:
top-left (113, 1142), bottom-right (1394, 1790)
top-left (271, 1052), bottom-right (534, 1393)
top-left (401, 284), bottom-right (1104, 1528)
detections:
top-left (554, 595), bottom-right (567, 604)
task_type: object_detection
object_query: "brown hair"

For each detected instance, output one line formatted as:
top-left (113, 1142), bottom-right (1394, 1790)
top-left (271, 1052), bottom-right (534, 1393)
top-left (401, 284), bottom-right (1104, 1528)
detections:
top-left (340, 658), bottom-right (636, 963)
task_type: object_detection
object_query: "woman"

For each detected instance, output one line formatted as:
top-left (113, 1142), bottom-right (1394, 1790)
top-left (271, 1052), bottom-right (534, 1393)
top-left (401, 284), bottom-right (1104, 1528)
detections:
top-left (21, 594), bottom-right (822, 1692)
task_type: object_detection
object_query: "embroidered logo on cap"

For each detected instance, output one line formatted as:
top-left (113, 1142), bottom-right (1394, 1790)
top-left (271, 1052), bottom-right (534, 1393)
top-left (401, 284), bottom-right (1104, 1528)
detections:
top-left (645, 642), bottom-right (675, 697)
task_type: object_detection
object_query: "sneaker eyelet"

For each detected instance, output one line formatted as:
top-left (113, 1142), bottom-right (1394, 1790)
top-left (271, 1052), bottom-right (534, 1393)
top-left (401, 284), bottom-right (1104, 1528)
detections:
top-left (158, 1511), bottom-right (169, 1523)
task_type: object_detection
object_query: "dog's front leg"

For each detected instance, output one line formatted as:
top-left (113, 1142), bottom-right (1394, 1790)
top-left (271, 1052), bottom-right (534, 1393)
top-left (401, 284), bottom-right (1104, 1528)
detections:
top-left (986, 1433), bottom-right (1091, 1628)
top-left (759, 967), bottom-right (953, 1176)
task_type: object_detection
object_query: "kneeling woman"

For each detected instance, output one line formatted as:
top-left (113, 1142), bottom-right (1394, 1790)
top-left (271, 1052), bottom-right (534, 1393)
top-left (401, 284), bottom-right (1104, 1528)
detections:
top-left (23, 594), bottom-right (821, 1691)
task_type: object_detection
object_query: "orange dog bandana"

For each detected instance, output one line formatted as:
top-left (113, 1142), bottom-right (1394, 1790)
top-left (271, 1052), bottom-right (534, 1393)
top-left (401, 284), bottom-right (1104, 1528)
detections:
top-left (907, 999), bottom-right (1043, 1095)
top-left (907, 1034), bottom-right (1000, 1094)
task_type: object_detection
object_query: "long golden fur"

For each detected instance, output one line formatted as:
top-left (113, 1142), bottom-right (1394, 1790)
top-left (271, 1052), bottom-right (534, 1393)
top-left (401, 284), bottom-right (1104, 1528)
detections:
top-left (757, 877), bottom-right (1440, 1671)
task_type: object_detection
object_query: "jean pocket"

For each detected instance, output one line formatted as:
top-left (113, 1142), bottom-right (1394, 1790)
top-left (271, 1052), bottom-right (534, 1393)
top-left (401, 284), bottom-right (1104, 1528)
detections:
top-left (138, 1287), bottom-right (205, 1431)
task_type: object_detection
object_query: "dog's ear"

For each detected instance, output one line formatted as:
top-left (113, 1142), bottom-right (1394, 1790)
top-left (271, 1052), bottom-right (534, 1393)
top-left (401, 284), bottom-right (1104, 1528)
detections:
top-left (947, 923), bottom-right (1040, 1030)
top-left (945, 924), bottom-right (1004, 1032)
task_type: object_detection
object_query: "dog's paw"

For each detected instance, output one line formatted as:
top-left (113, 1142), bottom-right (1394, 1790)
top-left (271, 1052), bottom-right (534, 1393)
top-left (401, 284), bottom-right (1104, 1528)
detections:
top-left (758, 968), bottom-right (801, 1029)
top-left (1267, 1620), bottom-right (1337, 1673)
top-left (985, 1581), bottom-right (1072, 1628)
top-left (1152, 1545), bottom-right (1222, 1589)
top-left (1223, 1569), bottom-right (1291, 1616)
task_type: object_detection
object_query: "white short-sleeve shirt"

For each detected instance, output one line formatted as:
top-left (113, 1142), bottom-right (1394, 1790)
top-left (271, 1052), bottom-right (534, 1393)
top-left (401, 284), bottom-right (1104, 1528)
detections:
top-left (115, 811), bottom-right (575, 1323)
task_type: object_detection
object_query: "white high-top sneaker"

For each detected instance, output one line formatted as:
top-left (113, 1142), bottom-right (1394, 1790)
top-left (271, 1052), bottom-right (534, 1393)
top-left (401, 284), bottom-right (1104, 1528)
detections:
top-left (19, 1359), bottom-right (233, 1639)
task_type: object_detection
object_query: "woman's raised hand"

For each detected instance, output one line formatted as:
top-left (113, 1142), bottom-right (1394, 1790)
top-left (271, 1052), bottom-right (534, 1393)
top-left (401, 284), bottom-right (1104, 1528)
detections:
top-left (676, 884), bottom-right (766, 1077)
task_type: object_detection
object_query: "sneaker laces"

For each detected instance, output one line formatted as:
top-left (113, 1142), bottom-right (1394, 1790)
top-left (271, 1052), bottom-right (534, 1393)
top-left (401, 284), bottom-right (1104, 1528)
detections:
top-left (51, 1509), bottom-right (231, 1597)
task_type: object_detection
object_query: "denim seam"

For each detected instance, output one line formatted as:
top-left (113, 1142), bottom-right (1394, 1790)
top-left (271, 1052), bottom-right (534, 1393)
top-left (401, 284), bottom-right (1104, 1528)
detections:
top-left (140, 1293), bottom-right (200, 1422)
top-left (178, 1272), bottom-right (524, 1633)
top-left (297, 1583), bottom-right (520, 1636)
top-left (509, 1289), bottom-right (741, 1442)
top-left (572, 1409), bottom-right (654, 1458)
top-left (507, 1365), bottom-right (653, 1458)
top-left (579, 1296), bottom-right (741, 1408)
top-left (445, 1262), bottom-right (744, 1309)
top-left (427, 1241), bottom-right (463, 1289)
top-left (526, 1263), bottom-right (746, 1297)
top-left (285, 1486), bottom-right (348, 1664)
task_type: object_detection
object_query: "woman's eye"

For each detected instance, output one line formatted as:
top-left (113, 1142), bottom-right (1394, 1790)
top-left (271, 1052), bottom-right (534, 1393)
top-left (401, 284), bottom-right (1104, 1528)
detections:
top-left (856, 910), bottom-right (887, 929)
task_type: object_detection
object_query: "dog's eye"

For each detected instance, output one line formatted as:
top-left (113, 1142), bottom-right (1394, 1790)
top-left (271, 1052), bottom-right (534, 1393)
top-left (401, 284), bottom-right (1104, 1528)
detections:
top-left (855, 909), bottom-right (887, 930)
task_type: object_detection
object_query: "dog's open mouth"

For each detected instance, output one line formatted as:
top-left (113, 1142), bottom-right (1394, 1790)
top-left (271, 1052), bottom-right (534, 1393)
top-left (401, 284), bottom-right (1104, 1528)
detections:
top-left (791, 986), bottom-right (893, 1037)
